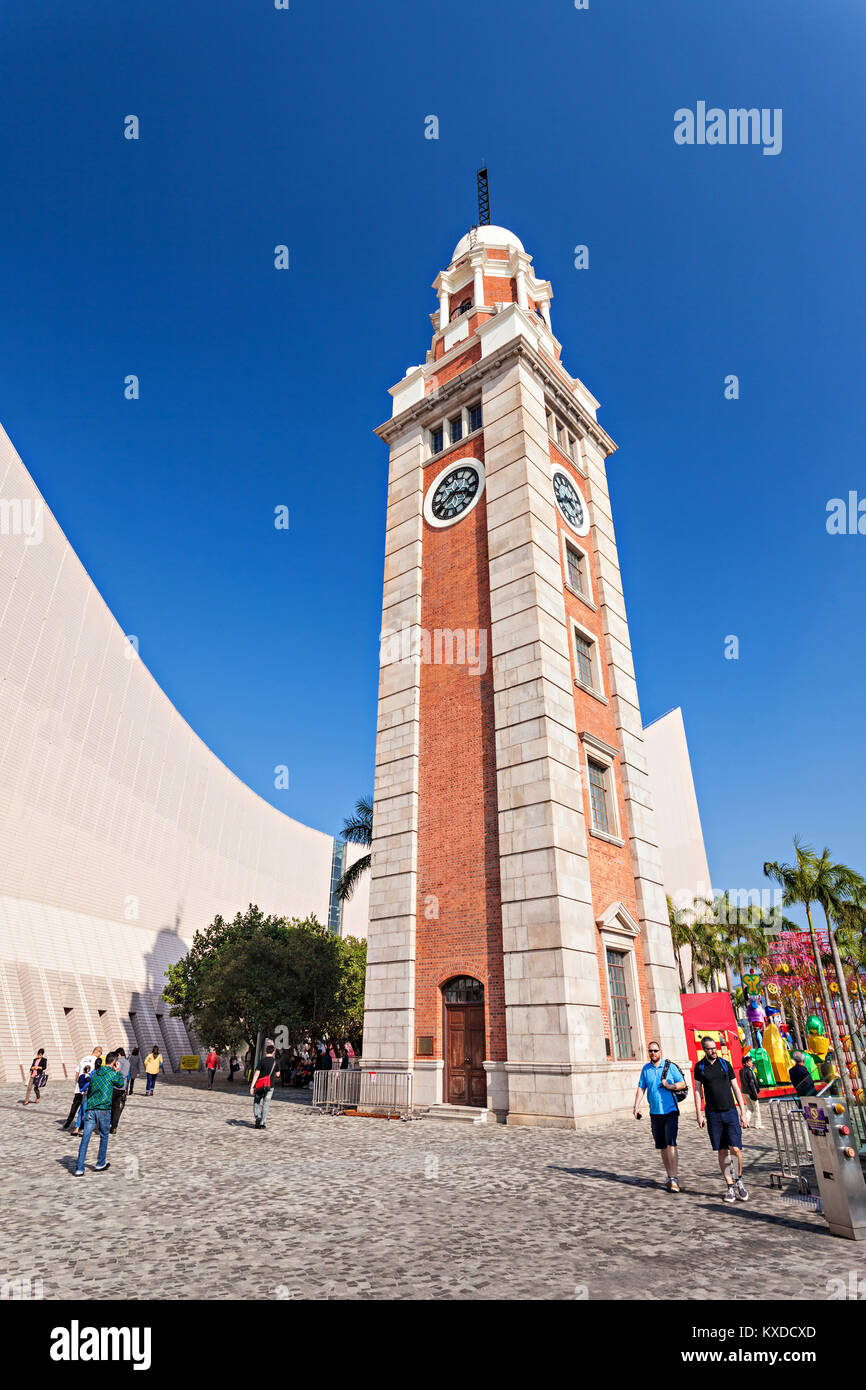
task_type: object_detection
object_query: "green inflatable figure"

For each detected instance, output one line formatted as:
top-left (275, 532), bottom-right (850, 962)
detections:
top-left (749, 1047), bottom-right (775, 1088)
top-left (805, 1014), bottom-right (830, 1065)
top-left (803, 1053), bottom-right (821, 1083)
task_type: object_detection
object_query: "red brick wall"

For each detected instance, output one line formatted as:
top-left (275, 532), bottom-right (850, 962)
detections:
top-left (429, 341), bottom-right (482, 384)
top-left (549, 442), bottom-right (654, 1054)
top-left (480, 273), bottom-right (517, 306)
top-left (415, 432), bottom-right (506, 1063)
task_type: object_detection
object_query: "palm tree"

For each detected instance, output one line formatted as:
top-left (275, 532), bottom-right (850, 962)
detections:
top-left (711, 891), bottom-right (757, 1005)
top-left (835, 901), bottom-right (866, 1034)
top-left (336, 796), bottom-right (373, 902)
top-left (676, 897), bottom-right (722, 992)
top-left (667, 896), bottom-right (690, 993)
top-left (669, 896), bottom-right (717, 991)
top-left (763, 838), bottom-right (859, 1114)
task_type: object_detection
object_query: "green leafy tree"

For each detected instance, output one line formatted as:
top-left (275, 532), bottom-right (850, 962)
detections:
top-left (328, 935), bottom-right (367, 1051)
top-left (163, 905), bottom-right (345, 1055)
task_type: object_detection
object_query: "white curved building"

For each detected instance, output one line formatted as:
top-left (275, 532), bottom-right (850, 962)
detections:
top-left (0, 422), bottom-right (368, 1084)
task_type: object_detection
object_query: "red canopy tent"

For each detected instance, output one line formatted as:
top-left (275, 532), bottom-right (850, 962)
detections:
top-left (679, 992), bottom-right (794, 1097)
top-left (679, 992), bottom-right (743, 1077)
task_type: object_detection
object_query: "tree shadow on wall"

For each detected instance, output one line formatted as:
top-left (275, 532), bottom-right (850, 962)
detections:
top-left (128, 909), bottom-right (193, 1069)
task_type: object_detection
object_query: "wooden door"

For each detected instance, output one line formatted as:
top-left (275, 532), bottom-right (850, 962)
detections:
top-left (445, 1003), bottom-right (487, 1106)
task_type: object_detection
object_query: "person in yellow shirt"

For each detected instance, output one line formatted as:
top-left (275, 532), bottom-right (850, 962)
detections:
top-left (144, 1046), bottom-right (163, 1096)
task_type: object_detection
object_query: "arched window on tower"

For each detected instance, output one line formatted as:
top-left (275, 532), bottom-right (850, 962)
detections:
top-left (443, 976), bottom-right (484, 1004)
top-left (450, 298), bottom-right (473, 322)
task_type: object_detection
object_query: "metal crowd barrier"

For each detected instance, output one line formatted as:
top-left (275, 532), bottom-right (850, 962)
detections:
top-left (311, 1069), bottom-right (362, 1113)
top-left (767, 1097), bottom-right (815, 1194)
top-left (359, 1070), bottom-right (413, 1114)
top-left (767, 1085), bottom-right (839, 1195)
top-left (310, 1068), bottom-right (413, 1115)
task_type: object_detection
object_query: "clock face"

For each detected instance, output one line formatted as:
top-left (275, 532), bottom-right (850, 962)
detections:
top-left (424, 461), bottom-right (484, 528)
top-left (552, 469), bottom-right (589, 535)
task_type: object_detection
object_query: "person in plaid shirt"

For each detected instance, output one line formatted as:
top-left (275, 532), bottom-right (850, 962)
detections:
top-left (73, 1051), bottom-right (125, 1176)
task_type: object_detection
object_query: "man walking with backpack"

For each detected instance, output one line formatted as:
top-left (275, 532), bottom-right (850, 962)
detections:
top-left (693, 1035), bottom-right (750, 1203)
top-left (633, 1041), bottom-right (687, 1192)
top-left (249, 1041), bottom-right (281, 1129)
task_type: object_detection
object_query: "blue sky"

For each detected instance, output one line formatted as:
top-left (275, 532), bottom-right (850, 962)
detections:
top-left (1, 1), bottom-right (864, 896)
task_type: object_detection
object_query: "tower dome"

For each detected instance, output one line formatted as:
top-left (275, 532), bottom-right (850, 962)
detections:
top-left (450, 225), bottom-right (525, 264)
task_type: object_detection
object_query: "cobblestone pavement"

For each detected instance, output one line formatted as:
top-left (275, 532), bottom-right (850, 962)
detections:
top-left (3, 1078), bottom-right (865, 1301)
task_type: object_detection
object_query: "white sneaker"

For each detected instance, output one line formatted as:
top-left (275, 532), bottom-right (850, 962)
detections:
top-left (723, 1184), bottom-right (736, 1203)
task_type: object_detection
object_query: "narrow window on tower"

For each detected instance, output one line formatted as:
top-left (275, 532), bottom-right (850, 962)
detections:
top-left (468, 402), bottom-right (483, 433)
top-left (565, 542), bottom-right (585, 596)
top-left (449, 414), bottom-right (463, 445)
top-left (431, 425), bottom-right (444, 455)
top-left (567, 434), bottom-right (577, 461)
top-left (587, 759), bottom-right (612, 835)
top-left (574, 630), bottom-right (595, 690)
top-left (606, 948), bottom-right (635, 1060)
top-left (546, 411), bottom-right (555, 438)
top-left (555, 420), bottom-right (565, 449)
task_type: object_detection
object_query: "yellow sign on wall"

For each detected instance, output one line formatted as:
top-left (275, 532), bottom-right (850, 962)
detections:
top-left (179, 1055), bottom-right (201, 1070)
top-left (693, 1029), bottom-right (732, 1057)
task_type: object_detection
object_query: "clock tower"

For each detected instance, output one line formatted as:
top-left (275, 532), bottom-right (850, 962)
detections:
top-left (364, 223), bottom-right (687, 1126)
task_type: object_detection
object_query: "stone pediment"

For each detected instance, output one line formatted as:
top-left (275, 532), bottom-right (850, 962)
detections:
top-left (596, 902), bottom-right (641, 939)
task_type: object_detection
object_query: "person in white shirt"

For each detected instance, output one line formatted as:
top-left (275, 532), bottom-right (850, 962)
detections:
top-left (61, 1045), bottom-right (102, 1128)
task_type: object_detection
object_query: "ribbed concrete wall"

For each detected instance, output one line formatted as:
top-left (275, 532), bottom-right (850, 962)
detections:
top-left (0, 422), bottom-right (345, 1083)
top-left (643, 707), bottom-right (713, 907)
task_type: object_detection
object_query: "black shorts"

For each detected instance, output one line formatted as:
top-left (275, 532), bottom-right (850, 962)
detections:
top-left (706, 1107), bottom-right (742, 1151)
top-left (650, 1110), bottom-right (679, 1149)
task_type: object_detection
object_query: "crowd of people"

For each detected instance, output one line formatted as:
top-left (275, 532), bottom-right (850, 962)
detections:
top-left (21, 1042), bottom-right (166, 1177)
top-left (21, 1028), bottom-right (843, 1190)
top-left (20, 1034), bottom-right (358, 1169)
top-left (203, 1041), bottom-right (356, 1092)
top-left (198, 1039), bottom-right (357, 1127)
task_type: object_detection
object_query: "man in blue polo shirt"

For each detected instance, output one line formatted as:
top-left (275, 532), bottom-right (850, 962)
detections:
top-left (634, 1040), bottom-right (686, 1192)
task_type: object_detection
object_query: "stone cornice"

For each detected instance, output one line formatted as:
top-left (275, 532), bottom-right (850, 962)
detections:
top-left (580, 730), bottom-right (620, 760)
top-left (376, 336), bottom-right (618, 458)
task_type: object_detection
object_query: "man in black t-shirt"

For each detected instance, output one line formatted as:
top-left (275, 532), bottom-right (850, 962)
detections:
top-left (250, 1042), bottom-right (281, 1130)
top-left (693, 1036), bottom-right (750, 1204)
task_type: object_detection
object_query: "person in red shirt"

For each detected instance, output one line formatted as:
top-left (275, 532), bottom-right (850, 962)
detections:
top-left (205, 1049), bottom-right (220, 1090)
